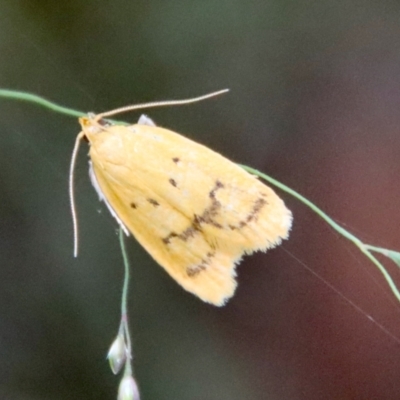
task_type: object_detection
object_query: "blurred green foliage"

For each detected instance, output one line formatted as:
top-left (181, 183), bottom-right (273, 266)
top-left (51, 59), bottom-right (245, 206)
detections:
top-left (1, 1), bottom-right (400, 399)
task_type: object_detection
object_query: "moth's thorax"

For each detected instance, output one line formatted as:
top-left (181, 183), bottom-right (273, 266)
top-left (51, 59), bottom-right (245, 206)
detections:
top-left (81, 118), bottom-right (131, 166)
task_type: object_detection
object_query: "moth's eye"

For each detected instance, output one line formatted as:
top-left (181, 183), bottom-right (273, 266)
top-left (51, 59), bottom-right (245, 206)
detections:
top-left (98, 118), bottom-right (112, 127)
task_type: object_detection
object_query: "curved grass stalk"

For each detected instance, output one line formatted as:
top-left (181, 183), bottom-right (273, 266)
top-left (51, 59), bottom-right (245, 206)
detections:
top-left (0, 89), bottom-right (84, 118)
top-left (0, 88), bottom-right (399, 303)
top-left (241, 165), bottom-right (400, 302)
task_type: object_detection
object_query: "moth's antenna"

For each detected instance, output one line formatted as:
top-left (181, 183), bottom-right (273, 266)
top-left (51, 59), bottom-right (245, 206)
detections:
top-left (69, 132), bottom-right (85, 257)
top-left (96, 89), bottom-right (229, 120)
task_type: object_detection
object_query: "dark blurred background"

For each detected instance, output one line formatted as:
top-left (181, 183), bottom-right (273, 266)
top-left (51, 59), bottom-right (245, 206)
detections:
top-left (1, 1), bottom-right (400, 399)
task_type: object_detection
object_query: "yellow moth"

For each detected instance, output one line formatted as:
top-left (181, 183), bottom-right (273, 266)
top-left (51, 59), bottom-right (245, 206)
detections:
top-left (69, 90), bottom-right (292, 306)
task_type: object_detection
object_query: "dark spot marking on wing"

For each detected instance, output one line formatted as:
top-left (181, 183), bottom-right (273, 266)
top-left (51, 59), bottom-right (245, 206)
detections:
top-left (245, 197), bottom-right (267, 223)
top-left (193, 214), bottom-right (202, 228)
top-left (186, 251), bottom-right (215, 277)
top-left (162, 231), bottom-right (178, 245)
top-left (195, 180), bottom-right (225, 228)
top-left (209, 180), bottom-right (224, 199)
top-left (172, 157), bottom-right (180, 164)
top-left (162, 222), bottom-right (201, 245)
top-left (197, 203), bottom-right (223, 228)
top-left (162, 180), bottom-right (226, 245)
top-left (147, 198), bottom-right (160, 207)
top-left (180, 225), bottom-right (198, 241)
top-left (130, 202), bottom-right (137, 209)
top-left (229, 197), bottom-right (268, 230)
top-left (253, 197), bottom-right (268, 213)
top-left (169, 178), bottom-right (177, 187)
top-left (186, 264), bottom-right (205, 277)
top-left (163, 184), bottom-right (270, 245)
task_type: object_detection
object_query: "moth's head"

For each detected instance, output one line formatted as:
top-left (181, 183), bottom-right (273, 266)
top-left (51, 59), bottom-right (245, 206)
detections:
top-left (79, 115), bottom-right (95, 130)
top-left (79, 114), bottom-right (110, 136)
